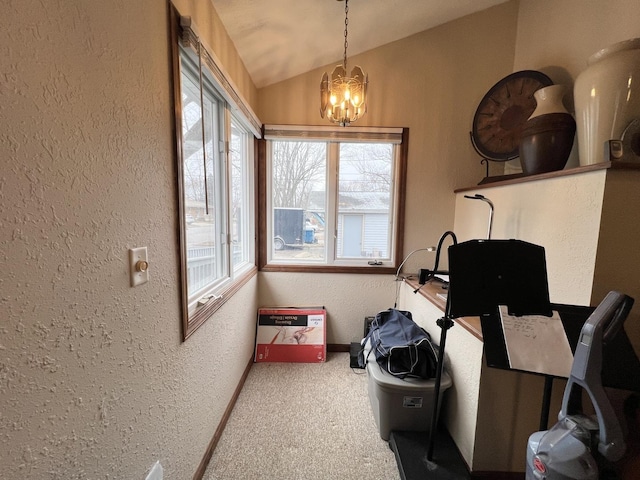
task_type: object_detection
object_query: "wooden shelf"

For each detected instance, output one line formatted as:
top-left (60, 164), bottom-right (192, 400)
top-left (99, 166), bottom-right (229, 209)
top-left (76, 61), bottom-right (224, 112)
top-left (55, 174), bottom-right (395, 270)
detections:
top-left (456, 161), bottom-right (640, 193)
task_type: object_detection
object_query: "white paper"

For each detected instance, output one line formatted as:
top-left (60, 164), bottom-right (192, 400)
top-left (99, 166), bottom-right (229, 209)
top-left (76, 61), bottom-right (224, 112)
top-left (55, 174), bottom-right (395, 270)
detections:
top-left (499, 305), bottom-right (574, 378)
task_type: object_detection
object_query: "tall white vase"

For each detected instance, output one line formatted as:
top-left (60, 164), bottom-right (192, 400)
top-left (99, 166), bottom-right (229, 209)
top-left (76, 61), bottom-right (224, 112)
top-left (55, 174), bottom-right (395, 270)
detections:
top-left (574, 38), bottom-right (640, 165)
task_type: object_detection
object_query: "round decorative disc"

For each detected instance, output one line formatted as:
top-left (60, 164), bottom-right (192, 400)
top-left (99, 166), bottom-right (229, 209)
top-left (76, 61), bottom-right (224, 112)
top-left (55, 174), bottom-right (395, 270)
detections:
top-left (471, 70), bottom-right (553, 161)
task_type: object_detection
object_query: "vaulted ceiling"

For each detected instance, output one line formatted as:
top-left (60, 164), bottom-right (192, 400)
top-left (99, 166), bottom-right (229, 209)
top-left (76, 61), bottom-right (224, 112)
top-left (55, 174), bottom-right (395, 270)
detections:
top-left (212, 0), bottom-right (510, 88)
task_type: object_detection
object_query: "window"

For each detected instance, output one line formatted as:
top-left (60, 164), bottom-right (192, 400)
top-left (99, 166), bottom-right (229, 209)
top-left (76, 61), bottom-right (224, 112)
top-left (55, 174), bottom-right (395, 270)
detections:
top-left (171, 10), bottom-right (259, 339)
top-left (259, 125), bottom-right (407, 273)
top-left (180, 59), bottom-right (227, 296)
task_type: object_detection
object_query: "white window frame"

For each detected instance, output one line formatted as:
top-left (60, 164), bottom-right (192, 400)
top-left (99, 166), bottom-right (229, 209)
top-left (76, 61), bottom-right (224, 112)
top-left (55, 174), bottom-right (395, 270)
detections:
top-left (229, 114), bottom-right (254, 275)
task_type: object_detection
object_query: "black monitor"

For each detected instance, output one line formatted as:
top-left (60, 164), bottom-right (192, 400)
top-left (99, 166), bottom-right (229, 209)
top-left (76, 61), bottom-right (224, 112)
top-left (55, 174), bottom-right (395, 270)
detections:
top-left (447, 239), bottom-right (552, 318)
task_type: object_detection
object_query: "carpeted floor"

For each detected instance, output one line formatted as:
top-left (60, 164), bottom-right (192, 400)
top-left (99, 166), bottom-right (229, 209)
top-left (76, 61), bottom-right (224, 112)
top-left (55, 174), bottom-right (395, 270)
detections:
top-left (203, 352), bottom-right (401, 480)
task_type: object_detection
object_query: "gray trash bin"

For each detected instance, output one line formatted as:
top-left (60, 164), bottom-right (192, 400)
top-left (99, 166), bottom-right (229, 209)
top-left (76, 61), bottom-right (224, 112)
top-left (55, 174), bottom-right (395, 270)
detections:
top-left (366, 358), bottom-right (452, 441)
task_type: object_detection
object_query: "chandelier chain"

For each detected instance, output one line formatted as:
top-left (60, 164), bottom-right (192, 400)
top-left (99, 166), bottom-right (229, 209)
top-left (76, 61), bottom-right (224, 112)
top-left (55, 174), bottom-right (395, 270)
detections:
top-left (343, 0), bottom-right (349, 69)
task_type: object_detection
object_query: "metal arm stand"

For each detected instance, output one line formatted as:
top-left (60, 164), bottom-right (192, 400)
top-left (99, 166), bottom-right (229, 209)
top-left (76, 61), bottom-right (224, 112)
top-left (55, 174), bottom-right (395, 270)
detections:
top-left (426, 312), bottom-right (455, 461)
top-left (424, 230), bottom-right (457, 462)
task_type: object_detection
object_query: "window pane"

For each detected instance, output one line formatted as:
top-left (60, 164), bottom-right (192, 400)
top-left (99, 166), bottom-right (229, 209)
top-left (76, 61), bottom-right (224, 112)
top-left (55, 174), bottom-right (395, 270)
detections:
top-left (230, 118), bottom-right (249, 269)
top-left (337, 143), bottom-right (393, 260)
top-left (263, 127), bottom-right (404, 269)
top-left (181, 69), bottom-right (220, 299)
top-left (271, 141), bottom-right (326, 262)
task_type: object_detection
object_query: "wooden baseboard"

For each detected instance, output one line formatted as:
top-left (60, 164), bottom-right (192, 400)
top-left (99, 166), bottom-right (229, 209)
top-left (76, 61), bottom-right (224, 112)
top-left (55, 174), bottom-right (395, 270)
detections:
top-left (193, 356), bottom-right (254, 480)
top-left (327, 343), bottom-right (350, 352)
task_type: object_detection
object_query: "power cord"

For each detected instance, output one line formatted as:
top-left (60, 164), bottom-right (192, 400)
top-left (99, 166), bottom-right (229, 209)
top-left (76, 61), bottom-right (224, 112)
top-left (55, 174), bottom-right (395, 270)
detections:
top-left (393, 247), bottom-right (435, 308)
top-left (413, 230), bottom-right (458, 294)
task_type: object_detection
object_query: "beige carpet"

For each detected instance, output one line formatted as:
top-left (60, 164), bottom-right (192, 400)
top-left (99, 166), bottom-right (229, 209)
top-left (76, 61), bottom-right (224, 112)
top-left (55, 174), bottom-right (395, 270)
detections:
top-left (203, 352), bottom-right (400, 480)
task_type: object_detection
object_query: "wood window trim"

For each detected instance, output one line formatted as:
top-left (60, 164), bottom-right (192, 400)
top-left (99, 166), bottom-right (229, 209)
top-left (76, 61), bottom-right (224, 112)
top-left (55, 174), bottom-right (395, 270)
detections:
top-left (182, 266), bottom-right (257, 341)
top-left (256, 128), bottom-right (408, 274)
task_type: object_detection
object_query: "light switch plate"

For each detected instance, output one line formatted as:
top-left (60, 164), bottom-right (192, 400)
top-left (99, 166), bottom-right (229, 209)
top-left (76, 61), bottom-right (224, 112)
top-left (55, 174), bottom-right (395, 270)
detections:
top-left (145, 461), bottom-right (163, 480)
top-left (129, 247), bottom-right (149, 287)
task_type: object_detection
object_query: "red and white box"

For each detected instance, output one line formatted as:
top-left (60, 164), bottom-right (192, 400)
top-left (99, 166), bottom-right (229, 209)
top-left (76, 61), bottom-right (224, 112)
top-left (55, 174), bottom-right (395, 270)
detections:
top-left (254, 307), bottom-right (326, 363)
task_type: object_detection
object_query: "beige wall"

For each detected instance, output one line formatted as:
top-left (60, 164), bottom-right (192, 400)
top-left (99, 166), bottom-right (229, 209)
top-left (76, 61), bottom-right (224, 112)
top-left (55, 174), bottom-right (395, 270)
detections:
top-left (258, 2), bottom-right (520, 329)
top-left (593, 170), bottom-right (640, 349)
top-left (258, 272), bottom-right (396, 343)
top-left (3, 0), bottom-right (640, 477)
top-left (454, 172), bottom-right (606, 305)
top-left (1, 0), bottom-right (259, 478)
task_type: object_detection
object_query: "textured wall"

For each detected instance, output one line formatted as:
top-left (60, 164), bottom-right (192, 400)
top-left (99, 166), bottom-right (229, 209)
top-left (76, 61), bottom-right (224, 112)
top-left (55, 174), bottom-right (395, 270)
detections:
top-left (258, 272), bottom-right (396, 344)
top-left (4, 0), bottom-right (639, 477)
top-left (0, 0), bottom-right (259, 478)
top-left (593, 170), bottom-right (640, 351)
top-left (454, 171), bottom-right (606, 305)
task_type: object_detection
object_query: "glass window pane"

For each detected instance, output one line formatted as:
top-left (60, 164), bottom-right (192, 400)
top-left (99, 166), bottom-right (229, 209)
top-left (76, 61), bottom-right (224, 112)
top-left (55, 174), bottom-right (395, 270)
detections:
top-left (271, 141), bottom-right (326, 262)
top-left (337, 143), bottom-right (393, 260)
top-left (181, 70), bottom-right (219, 299)
top-left (230, 118), bottom-right (249, 269)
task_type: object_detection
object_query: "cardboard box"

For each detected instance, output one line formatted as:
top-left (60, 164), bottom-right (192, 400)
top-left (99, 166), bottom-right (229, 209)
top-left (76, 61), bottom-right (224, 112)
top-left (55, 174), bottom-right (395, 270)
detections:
top-left (254, 307), bottom-right (326, 363)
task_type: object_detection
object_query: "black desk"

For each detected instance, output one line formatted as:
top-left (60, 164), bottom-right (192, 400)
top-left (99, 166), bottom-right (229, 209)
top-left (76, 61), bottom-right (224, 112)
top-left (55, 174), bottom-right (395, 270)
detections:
top-left (480, 303), bottom-right (640, 429)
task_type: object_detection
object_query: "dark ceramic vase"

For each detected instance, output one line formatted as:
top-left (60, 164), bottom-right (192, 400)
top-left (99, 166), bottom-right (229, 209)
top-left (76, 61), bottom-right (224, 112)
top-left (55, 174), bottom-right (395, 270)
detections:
top-left (519, 85), bottom-right (576, 175)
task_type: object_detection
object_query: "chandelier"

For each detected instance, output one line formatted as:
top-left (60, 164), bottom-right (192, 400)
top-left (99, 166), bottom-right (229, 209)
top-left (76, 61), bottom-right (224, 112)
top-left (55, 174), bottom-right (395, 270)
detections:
top-left (320, 0), bottom-right (368, 126)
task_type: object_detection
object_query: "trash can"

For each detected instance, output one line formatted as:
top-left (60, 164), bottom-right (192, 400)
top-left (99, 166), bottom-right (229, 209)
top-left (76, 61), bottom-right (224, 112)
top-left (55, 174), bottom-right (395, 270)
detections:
top-left (366, 359), bottom-right (452, 441)
top-left (304, 226), bottom-right (314, 243)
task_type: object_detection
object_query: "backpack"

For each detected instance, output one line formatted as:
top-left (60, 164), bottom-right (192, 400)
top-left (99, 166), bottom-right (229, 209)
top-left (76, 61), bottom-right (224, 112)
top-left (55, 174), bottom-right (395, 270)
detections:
top-left (359, 308), bottom-right (439, 379)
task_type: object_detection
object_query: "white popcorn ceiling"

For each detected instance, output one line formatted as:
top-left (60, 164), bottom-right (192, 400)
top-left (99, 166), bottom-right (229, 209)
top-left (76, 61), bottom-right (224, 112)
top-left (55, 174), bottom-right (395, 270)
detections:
top-left (212, 0), bottom-right (509, 88)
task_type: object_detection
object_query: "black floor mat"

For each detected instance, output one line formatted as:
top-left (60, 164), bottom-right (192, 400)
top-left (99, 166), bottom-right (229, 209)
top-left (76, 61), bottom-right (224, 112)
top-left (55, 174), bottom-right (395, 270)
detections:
top-left (389, 428), bottom-right (471, 480)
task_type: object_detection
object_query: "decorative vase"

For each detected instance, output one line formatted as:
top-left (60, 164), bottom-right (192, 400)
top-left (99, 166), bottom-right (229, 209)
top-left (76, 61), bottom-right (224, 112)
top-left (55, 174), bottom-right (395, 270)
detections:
top-left (519, 85), bottom-right (576, 175)
top-left (574, 38), bottom-right (640, 165)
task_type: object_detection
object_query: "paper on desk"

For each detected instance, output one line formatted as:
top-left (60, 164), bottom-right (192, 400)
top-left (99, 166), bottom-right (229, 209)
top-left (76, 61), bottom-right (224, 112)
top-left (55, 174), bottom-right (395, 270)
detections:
top-left (499, 305), bottom-right (574, 378)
